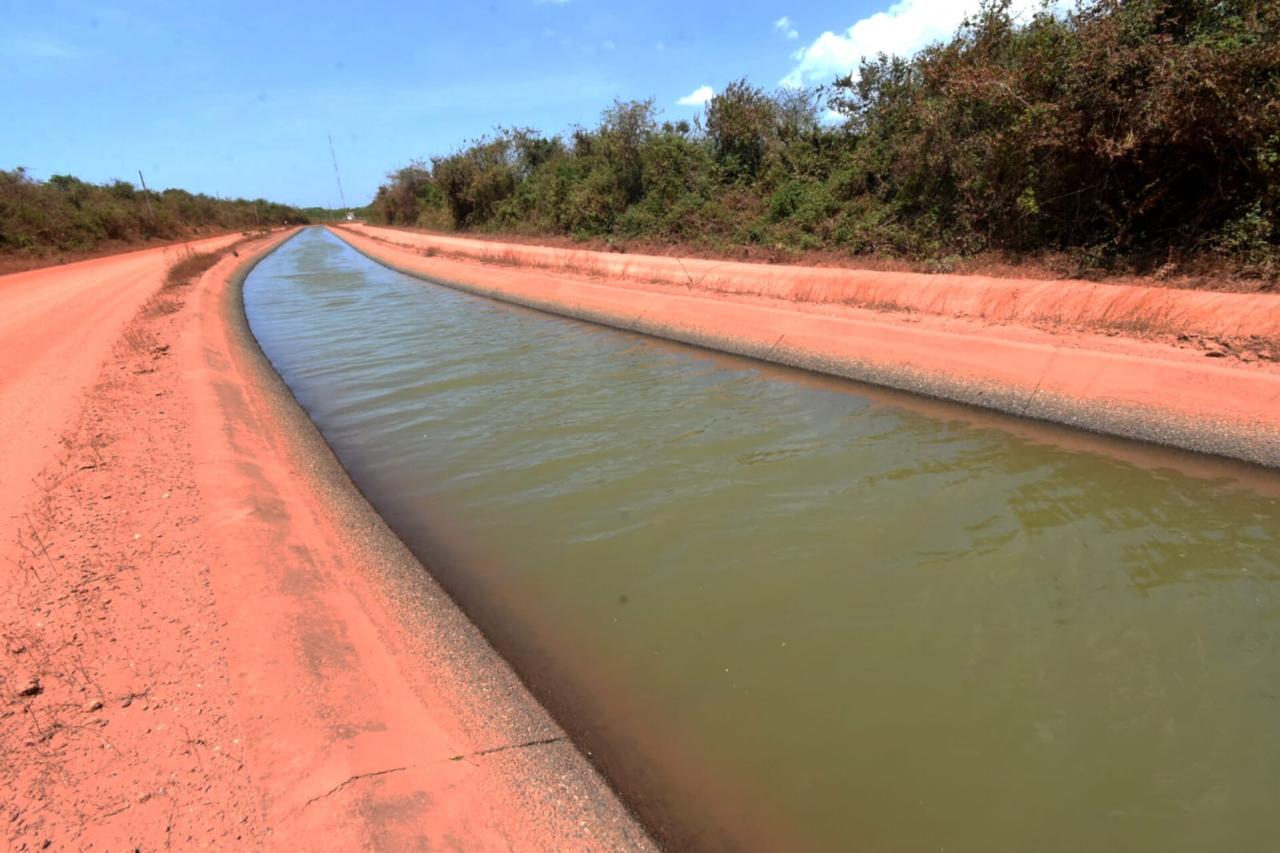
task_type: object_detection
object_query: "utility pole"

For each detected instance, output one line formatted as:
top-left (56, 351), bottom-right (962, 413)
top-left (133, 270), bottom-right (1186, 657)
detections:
top-left (327, 134), bottom-right (348, 212)
top-left (138, 170), bottom-right (154, 219)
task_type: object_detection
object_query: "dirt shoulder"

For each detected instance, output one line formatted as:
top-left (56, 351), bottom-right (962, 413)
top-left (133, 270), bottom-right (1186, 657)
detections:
top-left (333, 224), bottom-right (1280, 469)
top-left (0, 232), bottom-right (249, 546)
top-left (0, 229), bottom-right (277, 278)
top-left (2, 232), bottom-right (650, 849)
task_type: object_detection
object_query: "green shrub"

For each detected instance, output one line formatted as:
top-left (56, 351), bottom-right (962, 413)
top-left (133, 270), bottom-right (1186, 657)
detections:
top-left (368, 0), bottom-right (1280, 276)
top-left (0, 167), bottom-right (306, 257)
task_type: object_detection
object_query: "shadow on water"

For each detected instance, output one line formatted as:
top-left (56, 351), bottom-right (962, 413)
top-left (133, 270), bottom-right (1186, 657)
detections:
top-left (246, 228), bottom-right (1280, 852)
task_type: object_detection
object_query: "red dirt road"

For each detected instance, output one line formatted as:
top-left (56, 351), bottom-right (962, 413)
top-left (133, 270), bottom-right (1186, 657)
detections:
top-left (0, 235), bottom-right (243, 544)
top-left (1, 236), bottom-right (650, 849)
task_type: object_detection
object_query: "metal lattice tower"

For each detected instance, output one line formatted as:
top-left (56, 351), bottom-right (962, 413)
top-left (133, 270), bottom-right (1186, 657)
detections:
top-left (327, 134), bottom-right (348, 210)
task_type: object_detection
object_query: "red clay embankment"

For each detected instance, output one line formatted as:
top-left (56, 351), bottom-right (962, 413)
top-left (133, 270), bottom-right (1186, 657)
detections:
top-left (341, 223), bottom-right (1280, 344)
top-left (2, 233), bottom-right (651, 849)
top-left (334, 224), bottom-right (1280, 468)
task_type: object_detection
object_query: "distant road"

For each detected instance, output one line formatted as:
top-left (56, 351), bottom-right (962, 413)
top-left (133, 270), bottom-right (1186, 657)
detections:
top-left (0, 235), bottom-right (240, 540)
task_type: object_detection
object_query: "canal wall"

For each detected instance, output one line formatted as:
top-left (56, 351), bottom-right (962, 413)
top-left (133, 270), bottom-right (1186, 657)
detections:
top-left (338, 223), bottom-right (1280, 344)
top-left (331, 224), bottom-right (1280, 469)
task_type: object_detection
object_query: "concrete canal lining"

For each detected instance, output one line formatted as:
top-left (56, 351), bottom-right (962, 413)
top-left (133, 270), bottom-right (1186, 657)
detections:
top-left (330, 225), bottom-right (1280, 469)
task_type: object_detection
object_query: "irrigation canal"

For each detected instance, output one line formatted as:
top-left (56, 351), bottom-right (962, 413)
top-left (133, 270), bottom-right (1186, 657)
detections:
top-left (244, 227), bottom-right (1280, 851)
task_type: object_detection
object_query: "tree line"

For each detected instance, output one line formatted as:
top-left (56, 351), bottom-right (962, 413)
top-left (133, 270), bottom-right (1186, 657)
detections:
top-left (369, 0), bottom-right (1280, 277)
top-left (0, 168), bottom-right (309, 258)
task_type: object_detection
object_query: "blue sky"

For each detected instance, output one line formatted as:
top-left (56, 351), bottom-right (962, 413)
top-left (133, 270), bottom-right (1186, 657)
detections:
top-left (1, 0), bottom-right (1038, 208)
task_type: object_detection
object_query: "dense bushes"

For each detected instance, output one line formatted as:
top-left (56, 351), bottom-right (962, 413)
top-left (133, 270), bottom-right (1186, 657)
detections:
top-left (0, 168), bottom-right (308, 257)
top-left (369, 0), bottom-right (1280, 276)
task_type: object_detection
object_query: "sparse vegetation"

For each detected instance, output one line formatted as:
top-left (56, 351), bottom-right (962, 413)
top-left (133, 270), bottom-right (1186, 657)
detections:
top-left (0, 169), bottom-right (307, 262)
top-left (297, 205), bottom-right (373, 222)
top-left (120, 326), bottom-right (159, 354)
top-left (163, 246), bottom-right (227, 289)
top-left (142, 293), bottom-right (183, 316)
top-left (370, 0), bottom-right (1280, 280)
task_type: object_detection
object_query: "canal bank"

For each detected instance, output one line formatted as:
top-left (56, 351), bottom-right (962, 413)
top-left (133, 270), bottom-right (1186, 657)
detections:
top-left (2, 229), bottom-right (651, 849)
top-left (332, 224), bottom-right (1280, 468)
top-left (191, 231), bottom-right (653, 848)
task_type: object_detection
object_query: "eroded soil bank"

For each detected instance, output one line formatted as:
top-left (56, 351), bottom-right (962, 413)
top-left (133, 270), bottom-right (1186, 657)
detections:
top-left (334, 224), bottom-right (1280, 468)
top-left (1, 233), bottom-right (649, 849)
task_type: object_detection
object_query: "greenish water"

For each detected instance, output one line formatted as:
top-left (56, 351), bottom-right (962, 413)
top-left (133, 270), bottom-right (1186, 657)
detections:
top-left (244, 228), bottom-right (1280, 851)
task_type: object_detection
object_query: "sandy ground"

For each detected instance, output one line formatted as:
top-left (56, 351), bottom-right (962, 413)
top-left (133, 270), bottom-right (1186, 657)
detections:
top-left (1, 234), bottom-right (651, 849)
top-left (0, 230), bottom-right (266, 278)
top-left (334, 224), bottom-right (1280, 468)
top-left (0, 233), bottom-right (246, 549)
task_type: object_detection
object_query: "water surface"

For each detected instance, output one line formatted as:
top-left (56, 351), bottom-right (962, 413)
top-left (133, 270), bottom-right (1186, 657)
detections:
top-left (245, 228), bottom-right (1280, 851)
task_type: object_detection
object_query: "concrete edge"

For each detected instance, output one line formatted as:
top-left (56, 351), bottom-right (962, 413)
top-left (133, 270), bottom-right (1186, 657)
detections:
top-left (334, 223), bottom-right (1280, 342)
top-left (327, 227), bottom-right (1280, 470)
top-left (218, 230), bottom-right (658, 848)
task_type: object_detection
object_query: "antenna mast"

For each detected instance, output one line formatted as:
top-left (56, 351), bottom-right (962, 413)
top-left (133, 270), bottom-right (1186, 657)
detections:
top-left (327, 134), bottom-right (348, 210)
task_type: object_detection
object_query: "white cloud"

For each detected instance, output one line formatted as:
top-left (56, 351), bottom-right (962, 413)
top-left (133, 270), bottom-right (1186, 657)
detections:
top-left (676, 85), bottom-right (715, 107)
top-left (773, 16), bottom-right (799, 40)
top-left (0, 33), bottom-right (83, 59)
top-left (782, 0), bottom-right (1052, 87)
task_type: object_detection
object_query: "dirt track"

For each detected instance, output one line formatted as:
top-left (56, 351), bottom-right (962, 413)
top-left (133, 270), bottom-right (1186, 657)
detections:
top-left (1, 234), bottom-right (650, 849)
top-left (0, 234), bottom-right (244, 550)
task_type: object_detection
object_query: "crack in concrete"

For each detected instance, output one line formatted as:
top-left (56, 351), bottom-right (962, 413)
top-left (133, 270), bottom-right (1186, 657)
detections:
top-left (763, 332), bottom-right (787, 361)
top-left (450, 735), bottom-right (567, 762)
top-left (1020, 347), bottom-right (1059, 416)
top-left (303, 765), bottom-right (408, 809)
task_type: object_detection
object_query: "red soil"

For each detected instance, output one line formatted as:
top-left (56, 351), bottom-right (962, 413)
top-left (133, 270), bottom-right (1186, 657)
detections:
top-left (342, 223), bottom-right (1280, 361)
top-left (335, 224), bottom-right (1280, 467)
top-left (365, 223), bottom-right (1280, 294)
top-left (0, 229), bottom-right (266, 277)
top-left (0, 233), bottom-right (247, 539)
top-left (1, 235), bottom-right (649, 849)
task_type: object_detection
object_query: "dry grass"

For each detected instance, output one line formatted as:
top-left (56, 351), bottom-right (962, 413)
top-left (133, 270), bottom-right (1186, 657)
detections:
top-left (148, 235), bottom-right (258, 319)
top-left (163, 248), bottom-right (223, 290)
top-left (120, 327), bottom-right (158, 354)
top-left (127, 237), bottom-right (258, 352)
top-left (142, 293), bottom-right (182, 317)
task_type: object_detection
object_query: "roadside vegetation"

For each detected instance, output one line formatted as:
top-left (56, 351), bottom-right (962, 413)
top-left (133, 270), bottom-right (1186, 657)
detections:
top-left (369, 0), bottom-right (1280, 281)
top-left (0, 167), bottom-right (307, 263)
top-left (299, 205), bottom-right (374, 222)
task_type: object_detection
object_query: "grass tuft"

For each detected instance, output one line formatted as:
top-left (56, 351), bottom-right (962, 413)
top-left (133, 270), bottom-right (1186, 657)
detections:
top-left (163, 249), bottom-right (222, 290)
